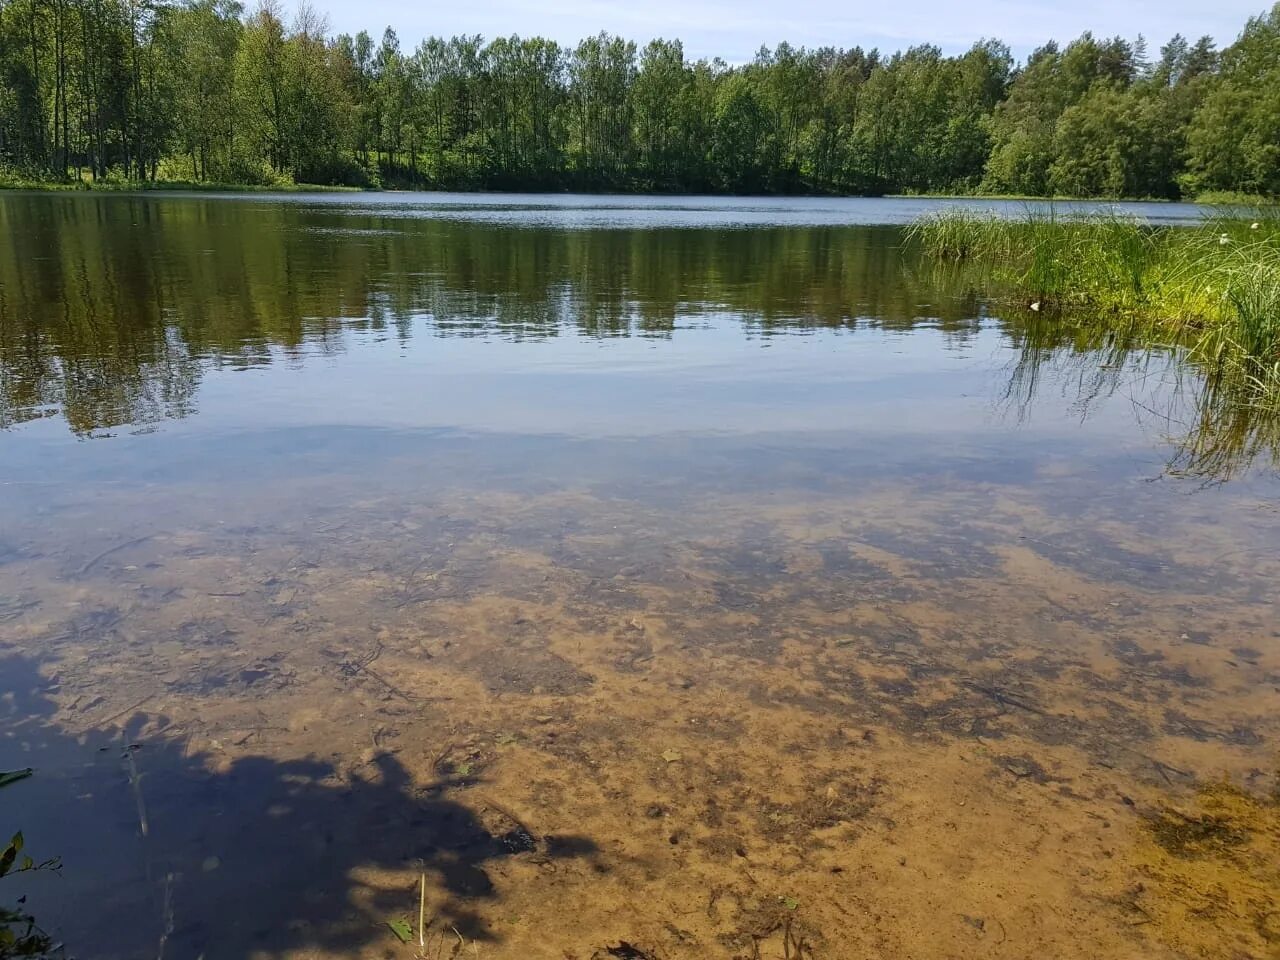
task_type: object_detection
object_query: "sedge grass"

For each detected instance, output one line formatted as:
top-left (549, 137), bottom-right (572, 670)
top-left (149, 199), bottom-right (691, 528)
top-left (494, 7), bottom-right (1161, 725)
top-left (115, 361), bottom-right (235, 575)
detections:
top-left (909, 208), bottom-right (1280, 480)
top-left (908, 209), bottom-right (1280, 375)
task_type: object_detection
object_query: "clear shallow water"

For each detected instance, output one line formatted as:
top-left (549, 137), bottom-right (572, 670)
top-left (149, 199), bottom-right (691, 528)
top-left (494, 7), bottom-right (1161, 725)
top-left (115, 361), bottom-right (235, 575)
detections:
top-left (1, 194), bottom-right (1278, 960)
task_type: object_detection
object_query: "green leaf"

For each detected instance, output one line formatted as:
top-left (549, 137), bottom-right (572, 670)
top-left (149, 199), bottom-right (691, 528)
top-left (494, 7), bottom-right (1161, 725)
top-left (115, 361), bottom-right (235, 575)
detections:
top-left (783, 896), bottom-right (800, 910)
top-left (0, 769), bottom-right (33, 790)
top-left (661, 749), bottom-right (682, 763)
top-left (0, 833), bottom-right (23, 877)
top-left (387, 917), bottom-right (413, 943)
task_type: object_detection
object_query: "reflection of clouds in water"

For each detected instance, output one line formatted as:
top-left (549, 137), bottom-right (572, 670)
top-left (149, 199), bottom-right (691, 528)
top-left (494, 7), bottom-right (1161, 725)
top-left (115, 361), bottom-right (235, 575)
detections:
top-left (3, 193), bottom-right (1269, 482)
top-left (4, 194), bottom-right (1280, 959)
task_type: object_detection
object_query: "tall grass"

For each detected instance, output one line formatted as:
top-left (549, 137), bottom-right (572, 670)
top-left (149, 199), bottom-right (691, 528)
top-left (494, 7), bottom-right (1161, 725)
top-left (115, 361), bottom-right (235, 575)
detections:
top-left (909, 208), bottom-right (1280, 479)
top-left (909, 208), bottom-right (1280, 371)
top-left (1194, 190), bottom-right (1280, 207)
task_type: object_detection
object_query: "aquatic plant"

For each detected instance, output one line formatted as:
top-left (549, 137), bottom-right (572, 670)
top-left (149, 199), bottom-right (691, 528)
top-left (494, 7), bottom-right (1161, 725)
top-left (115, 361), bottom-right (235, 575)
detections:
top-left (916, 210), bottom-right (1280, 481)
top-left (1130, 780), bottom-right (1280, 955)
top-left (909, 209), bottom-right (1280, 406)
top-left (1, 769), bottom-right (56, 959)
top-left (903, 208), bottom-right (993, 261)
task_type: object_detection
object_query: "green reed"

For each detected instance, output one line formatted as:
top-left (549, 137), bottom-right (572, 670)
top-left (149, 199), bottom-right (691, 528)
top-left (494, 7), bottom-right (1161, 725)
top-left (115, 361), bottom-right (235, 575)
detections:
top-left (908, 209), bottom-right (1280, 388)
top-left (908, 208), bottom-right (1280, 481)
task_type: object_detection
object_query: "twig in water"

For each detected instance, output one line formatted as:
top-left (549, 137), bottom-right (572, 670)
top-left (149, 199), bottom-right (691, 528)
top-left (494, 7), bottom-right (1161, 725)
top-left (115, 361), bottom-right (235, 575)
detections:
top-left (78, 535), bottom-right (155, 577)
top-left (124, 745), bottom-right (150, 837)
top-left (431, 741), bottom-right (456, 775)
top-left (419, 872), bottom-right (427, 948)
top-left (338, 643), bottom-right (427, 703)
top-left (961, 680), bottom-right (1048, 717)
top-left (90, 694), bottom-right (156, 733)
top-left (476, 793), bottom-right (537, 841)
top-left (156, 871), bottom-right (175, 960)
top-left (357, 664), bottom-right (426, 704)
top-left (1151, 758), bottom-right (1191, 785)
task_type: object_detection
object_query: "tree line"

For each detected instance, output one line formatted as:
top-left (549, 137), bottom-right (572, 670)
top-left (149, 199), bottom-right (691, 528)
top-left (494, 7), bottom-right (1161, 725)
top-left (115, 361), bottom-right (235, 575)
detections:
top-left (2, 0), bottom-right (1279, 197)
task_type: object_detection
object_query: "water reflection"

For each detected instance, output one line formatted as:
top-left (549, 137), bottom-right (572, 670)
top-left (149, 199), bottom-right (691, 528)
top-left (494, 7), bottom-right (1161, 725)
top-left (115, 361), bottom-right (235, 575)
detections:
top-left (2, 194), bottom-right (1275, 483)
top-left (1, 195), bottom-right (974, 429)
top-left (998, 312), bottom-right (1280, 483)
top-left (4, 193), bottom-right (1280, 960)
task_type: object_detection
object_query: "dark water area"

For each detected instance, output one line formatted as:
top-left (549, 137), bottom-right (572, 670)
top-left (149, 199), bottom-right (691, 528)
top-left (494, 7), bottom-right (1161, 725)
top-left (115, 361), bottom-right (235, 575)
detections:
top-left (1, 193), bottom-right (1277, 960)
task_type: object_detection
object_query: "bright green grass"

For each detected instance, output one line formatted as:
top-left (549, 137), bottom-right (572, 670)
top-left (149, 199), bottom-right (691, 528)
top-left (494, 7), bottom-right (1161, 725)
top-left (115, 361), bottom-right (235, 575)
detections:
top-left (908, 208), bottom-right (1280, 479)
top-left (1194, 190), bottom-right (1280, 207)
top-left (907, 208), bottom-right (1279, 366)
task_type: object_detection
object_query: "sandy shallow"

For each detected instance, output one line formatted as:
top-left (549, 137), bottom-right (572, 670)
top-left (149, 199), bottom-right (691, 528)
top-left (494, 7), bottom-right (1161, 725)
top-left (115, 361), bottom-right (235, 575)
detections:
top-left (3, 466), bottom-right (1278, 960)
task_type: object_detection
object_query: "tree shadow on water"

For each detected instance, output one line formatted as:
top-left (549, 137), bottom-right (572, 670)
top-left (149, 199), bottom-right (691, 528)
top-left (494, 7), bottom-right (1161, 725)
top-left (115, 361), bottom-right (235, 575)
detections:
top-left (0, 652), bottom-right (599, 959)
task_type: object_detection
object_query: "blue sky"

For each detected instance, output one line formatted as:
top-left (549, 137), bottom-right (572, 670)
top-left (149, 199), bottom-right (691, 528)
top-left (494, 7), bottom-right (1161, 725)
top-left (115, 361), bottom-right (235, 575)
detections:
top-left (313, 0), bottom-right (1270, 61)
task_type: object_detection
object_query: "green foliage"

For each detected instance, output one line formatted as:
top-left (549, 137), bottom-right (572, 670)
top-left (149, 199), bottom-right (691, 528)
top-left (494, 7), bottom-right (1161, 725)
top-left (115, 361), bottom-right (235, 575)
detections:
top-left (1182, 7), bottom-right (1280, 197)
top-left (1, 771), bottom-right (55, 959)
top-left (911, 209), bottom-right (1280, 409)
top-left (904, 208), bottom-right (992, 259)
top-left (1194, 190), bottom-right (1280, 206)
top-left (4, 1), bottom-right (1278, 195)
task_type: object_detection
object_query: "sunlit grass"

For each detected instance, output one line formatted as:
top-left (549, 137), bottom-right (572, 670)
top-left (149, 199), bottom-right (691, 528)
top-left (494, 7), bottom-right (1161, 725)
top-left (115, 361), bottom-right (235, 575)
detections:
top-left (909, 208), bottom-right (1280, 481)
top-left (909, 209), bottom-right (1279, 367)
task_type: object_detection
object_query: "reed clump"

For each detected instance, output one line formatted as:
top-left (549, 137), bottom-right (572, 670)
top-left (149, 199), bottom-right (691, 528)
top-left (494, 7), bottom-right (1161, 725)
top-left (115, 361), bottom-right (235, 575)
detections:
top-left (907, 209), bottom-right (1280, 404)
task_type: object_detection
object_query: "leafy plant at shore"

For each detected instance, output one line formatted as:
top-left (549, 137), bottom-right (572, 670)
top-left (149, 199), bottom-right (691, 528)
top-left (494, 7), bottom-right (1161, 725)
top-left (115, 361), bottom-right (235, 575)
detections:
top-left (1, 770), bottom-right (57, 959)
top-left (909, 209), bottom-right (1279, 352)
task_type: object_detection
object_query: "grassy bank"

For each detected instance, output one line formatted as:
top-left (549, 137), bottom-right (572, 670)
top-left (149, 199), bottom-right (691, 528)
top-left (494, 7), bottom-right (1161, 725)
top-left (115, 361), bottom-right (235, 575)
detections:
top-left (908, 209), bottom-right (1279, 358)
top-left (908, 209), bottom-right (1280, 471)
top-left (895, 190), bottom-right (1279, 205)
top-left (888, 190), bottom-right (1176, 203)
top-left (1193, 191), bottom-right (1280, 207)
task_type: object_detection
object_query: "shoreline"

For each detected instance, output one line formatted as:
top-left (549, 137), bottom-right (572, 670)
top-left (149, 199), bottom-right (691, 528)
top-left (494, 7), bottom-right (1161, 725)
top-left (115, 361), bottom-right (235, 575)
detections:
top-left (3, 180), bottom-right (1275, 205)
top-left (0, 180), bottom-right (365, 194)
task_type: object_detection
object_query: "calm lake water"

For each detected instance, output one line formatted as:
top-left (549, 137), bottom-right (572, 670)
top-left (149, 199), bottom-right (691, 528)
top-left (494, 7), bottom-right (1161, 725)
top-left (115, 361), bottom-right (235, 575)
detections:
top-left (1, 193), bottom-right (1277, 960)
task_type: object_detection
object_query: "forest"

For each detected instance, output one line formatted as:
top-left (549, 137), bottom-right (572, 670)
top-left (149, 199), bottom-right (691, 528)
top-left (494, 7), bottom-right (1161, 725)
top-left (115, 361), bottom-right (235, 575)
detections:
top-left (1, 0), bottom-right (1279, 197)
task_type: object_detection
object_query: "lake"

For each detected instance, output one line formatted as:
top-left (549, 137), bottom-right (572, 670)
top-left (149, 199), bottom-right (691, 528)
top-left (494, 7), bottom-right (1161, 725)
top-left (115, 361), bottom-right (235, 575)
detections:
top-left (1, 192), bottom-right (1277, 960)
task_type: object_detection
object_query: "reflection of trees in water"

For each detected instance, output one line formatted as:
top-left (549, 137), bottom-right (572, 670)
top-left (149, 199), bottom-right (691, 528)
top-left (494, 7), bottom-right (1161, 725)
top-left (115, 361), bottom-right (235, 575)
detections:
top-left (1, 651), bottom-right (597, 958)
top-left (0, 327), bottom-right (202, 435)
top-left (0, 194), bottom-right (1275, 479)
top-left (999, 313), bottom-right (1280, 484)
top-left (0, 201), bottom-right (941, 435)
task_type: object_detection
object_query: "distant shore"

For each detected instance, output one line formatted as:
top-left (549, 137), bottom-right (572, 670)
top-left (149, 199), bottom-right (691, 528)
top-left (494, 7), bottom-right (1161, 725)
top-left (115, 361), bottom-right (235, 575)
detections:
top-left (4, 179), bottom-right (1276, 207)
top-left (890, 191), bottom-right (1278, 206)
